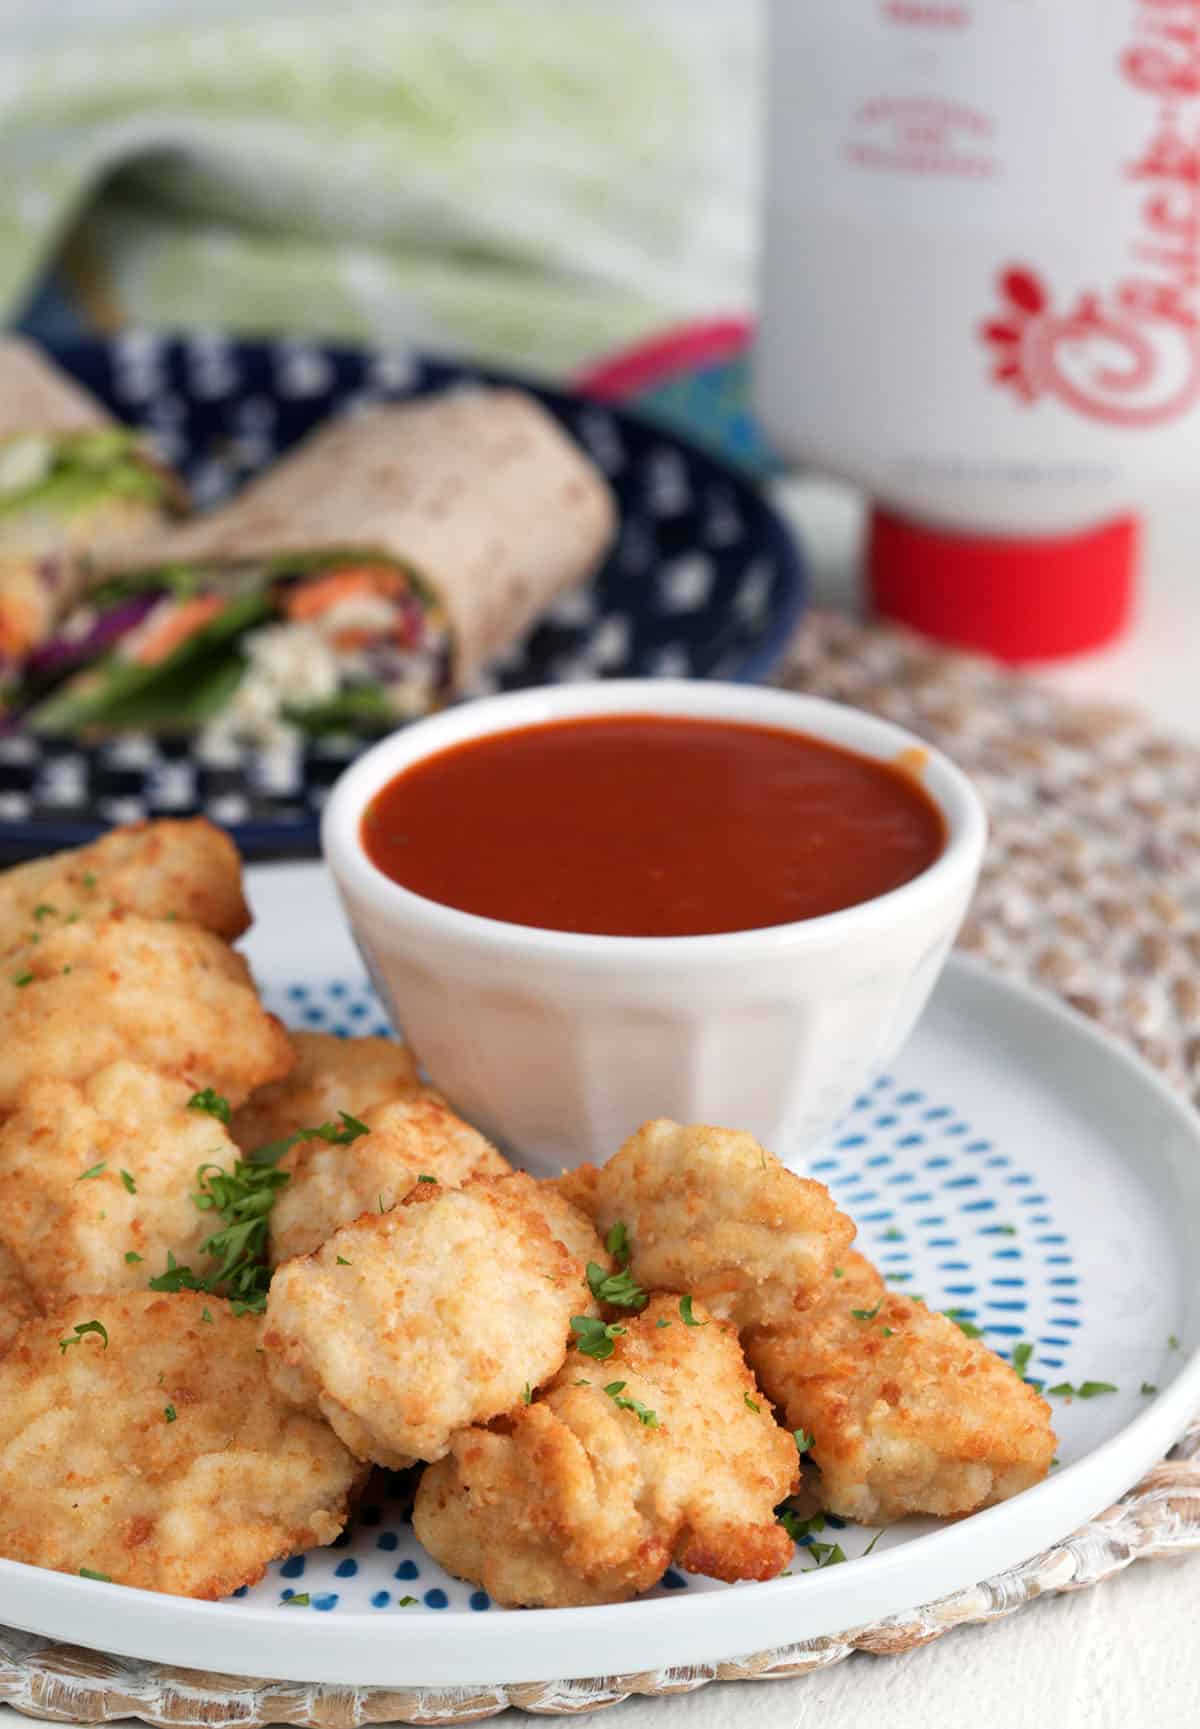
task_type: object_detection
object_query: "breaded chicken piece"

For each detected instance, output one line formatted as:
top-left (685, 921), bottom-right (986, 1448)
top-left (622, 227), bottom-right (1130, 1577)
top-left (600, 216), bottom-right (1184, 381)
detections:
top-left (745, 1251), bottom-right (1057, 1523)
top-left (558, 1120), bottom-right (855, 1329)
top-left (0, 1063), bottom-right (242, 1305)
top-left (0, 915), bottom-right (292, 1113)
top-left (264, 1174), bottom-right (586, 1469)
top-left (0, 1291), bottom-right (363, 1597)
top-left (232, 1032), bottom-right (420, 1155)
top-left (414, 1293), bottom-right (797, 1607)
top-left (0, 819), bottom-right (249, 950)
top-left (269, 1091), bottom-right (511, 1263)
top-left (0, 1242), bottom-right (34, 1355)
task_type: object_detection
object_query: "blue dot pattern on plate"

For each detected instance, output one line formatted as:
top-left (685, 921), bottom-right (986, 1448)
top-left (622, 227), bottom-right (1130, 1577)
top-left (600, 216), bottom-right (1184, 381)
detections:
top-left (234, 987), bottom-right (1077, 1616)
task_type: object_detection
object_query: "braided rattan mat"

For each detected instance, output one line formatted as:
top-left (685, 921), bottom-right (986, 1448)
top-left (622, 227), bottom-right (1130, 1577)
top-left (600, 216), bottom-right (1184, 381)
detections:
top-left (2, 610), bottom-right (1199, 1724)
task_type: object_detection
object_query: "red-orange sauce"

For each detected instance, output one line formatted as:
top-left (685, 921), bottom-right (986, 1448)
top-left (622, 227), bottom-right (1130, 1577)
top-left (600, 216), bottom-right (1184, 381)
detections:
top-left (361, 715), bottom-right (946, 938)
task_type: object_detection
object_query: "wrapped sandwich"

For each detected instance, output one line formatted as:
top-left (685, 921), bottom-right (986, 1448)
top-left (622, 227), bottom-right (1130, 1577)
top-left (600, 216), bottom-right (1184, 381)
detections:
top-left (26, 389), bottom-right (617, 743)
top-left (0, 339), bottom-right (183, 686)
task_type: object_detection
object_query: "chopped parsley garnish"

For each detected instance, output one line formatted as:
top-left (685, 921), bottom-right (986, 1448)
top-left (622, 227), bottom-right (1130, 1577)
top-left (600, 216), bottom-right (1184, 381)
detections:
top-left (603, 1380), bottom-right (659, 1427)
top-left (1141, 1382), bottom-right (1158, 1396)
top-left (586, 1262), bottom-right (647, 1310)
top-left (1046, 1380), bottom-right (1117, 1399)
top-left (833, 1267), bottom-right (844, 1279)
top-left (59, 1319), bottom-right (108, 1354)
top-left (200, 1306), bottom-right (213, 1324)
top-left (76, 1162), bottom-right (106, 1182)
top-left (164, 1404), bottom-right (177, 1423)
top-left (336, 1255), bottom-right (352, 1266)
top-left (32, 904), bottom-right (56, 921)
top-left (248, 1110), bottom-right (369, 1169)
top-left (994, 1224), bottom-right (1017, 1236)
top-left (1168, 1333), bottom-right (1181, 1351)
top-left (11, 971), bottom-right (33, 987)
top-left (743, 1392), bottom-right (761, 1413)
top-left (881, 1326), bottom-right (895, 1337)
top-left (805, 1539), bottom-right (846, 1569)
top-left (862, 1530), bottom-right (883, 1557)
top-left (574, 1378), bottom-right (591, 1387)
top-left (882, 1226), bottom-right (903, 1242)
top-left (79, 1567), bottom-right (111, 1582)
top-left (656, 1318), bottom-right (672, 1328)
top-left (793, 1429), bottom-right (814, 1455)
top-left (119, 1169), bottom-right (137, 1194)
top-left (679, 1294), bottom-right (705, 1327)
top-left (148, 1148), bottom-right (292, 1314)
top-left (570, 1315), bottom-right (626, 1360)
top-left (283, 1593), bottom-right (311, 1607)
top-left (1011, 1342), bottom-right (1034, 1379)
top-left (851, 1302), bottom-right (882, 1322)
top-left (81, 872), bottom-right (97, 889)
top-left (778, 1505), bottom-right (825, 1543)
top-left (124, 1251), bottom-right (143, 1265)
top-left (946, 1311), bottom-right (984, 1339)
top-left (398, 1594), bottom-right (418, 1607)
top-left (521, 1383), bottom-right (532, 1405)
top-left (604, 1221), bottom-right (630, 1265)
top-left (417, 1174), bottom-right (438, 1184)
top-left (188, 1088), bottom-right (231, 1125)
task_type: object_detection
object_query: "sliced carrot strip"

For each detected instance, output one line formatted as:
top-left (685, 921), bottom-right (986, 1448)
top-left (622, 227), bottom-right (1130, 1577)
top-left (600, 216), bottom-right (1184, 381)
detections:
top-left (132, 594), bottom-right (225, 666)
top-left (287, 567), bottom-right (399, 622)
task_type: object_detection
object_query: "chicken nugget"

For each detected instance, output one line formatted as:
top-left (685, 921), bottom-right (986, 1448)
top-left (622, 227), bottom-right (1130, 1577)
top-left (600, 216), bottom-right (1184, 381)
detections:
top-left (0, 1242), bottom-right (34, 1354)
top-left (558, 1119), bottom-right (855, 1329)
top-left (232, 1031), bottom-right (421, 1155)
top-left (414, 1293), bottom-right (797, 1607)
top-left (268, 1091), bottom-right (511, 1263)
top-left (0, 819), bottom-right (249, 950)
top-left (0, 1062), bottom-right (244, 1305)
top-left (0, 915), bottom-right (292, 1112)
top-left (745, 1251), bottom-right (1056, 1523)
top-left (263, 1173), bottom-right (585, 1468)
top-left (0, 1291), bottom-right (363, 1597)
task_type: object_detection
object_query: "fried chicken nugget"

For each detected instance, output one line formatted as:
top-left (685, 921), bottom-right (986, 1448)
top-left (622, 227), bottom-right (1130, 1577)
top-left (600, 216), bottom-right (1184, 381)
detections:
top-left (0, 819), bottom-right (250, 950)
top-left (0, 915), bottom-right (292, 1112)
top-left (414, 1293), bottom-right (797, 1607)
top-left (0, 1242), bottom-right (34, 1355)
top-left (745, 1251), bottom-right (1056, 1523)
top-left (0, 1062), bottom-right (245, 1305)
top-left (558, 1119), bottom-right (856, 1329)
top-left (263, 1173), bottom-right (586, 1469)
top-left (232, 1032), bottom-right (421, 1155)
top-left (0, 1292), bottom-right (363, 1597)
top-left (269, 1091), bottom-right (512, 1263)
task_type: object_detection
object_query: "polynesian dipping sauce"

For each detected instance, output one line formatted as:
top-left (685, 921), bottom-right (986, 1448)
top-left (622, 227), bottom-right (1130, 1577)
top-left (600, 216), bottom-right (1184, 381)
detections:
top-left (361, 714), bottom-right (946, 938)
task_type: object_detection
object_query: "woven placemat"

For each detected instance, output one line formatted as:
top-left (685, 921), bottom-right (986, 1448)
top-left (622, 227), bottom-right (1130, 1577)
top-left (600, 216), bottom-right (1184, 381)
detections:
top-left (2, 609), bottom-right (1199, 1725)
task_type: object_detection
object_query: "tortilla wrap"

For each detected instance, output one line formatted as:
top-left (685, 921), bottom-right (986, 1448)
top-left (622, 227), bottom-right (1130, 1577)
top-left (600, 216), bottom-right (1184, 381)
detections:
top-left (117, 388), bottom-right (617, 688)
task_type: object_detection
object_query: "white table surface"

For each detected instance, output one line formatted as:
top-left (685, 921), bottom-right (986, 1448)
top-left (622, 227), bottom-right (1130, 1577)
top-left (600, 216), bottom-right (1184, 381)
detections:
top-left (3, 483), bottom-right (1197, 1729)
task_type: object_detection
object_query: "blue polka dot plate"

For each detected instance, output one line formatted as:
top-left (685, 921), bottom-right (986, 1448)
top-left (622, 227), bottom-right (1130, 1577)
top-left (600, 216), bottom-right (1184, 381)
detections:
top-left (1, 862), bottom-right (1197, 1690)
top-left (0, 336), bottom-right (805, 862)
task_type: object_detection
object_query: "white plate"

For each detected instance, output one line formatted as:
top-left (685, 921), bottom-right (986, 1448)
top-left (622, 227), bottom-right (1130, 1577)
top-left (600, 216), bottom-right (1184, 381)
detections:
top-left (1, 862), bottom-right (1197, 1689)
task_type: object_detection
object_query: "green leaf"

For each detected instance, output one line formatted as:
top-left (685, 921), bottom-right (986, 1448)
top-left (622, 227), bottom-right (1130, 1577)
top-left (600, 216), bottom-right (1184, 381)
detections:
top-left (284, 1593), bottom-right (311, 1607)
top-left (1046, 1380), bottom-right (1118, 1399)
top-left (743, 1392), bottom-right (761, 1414)
top-left (124, 1251), bottom-right (143, 1265)
top-left (604, 1221), bottom-right (630, 1266)
top-left (188, 1088), bottom-right (232, 1126)
top-left (570, 1315), bottom-right (626, 1361)
top-left (164, 1404), bottom-right (177, 1423)
top-left (793, 1428), bottom-right (814, 1455)
top-left (59, 1320), bottom-right (108, 1354)
top-left (119, 1170), bottom-right (137, 1195)
top-left (79, 1567), bottom-right (112, 1582)
top-left (851, 1302), bottom-right (882, 1322)
top-left (586, 1262), bottom-right (648, 1311)
top-left (679, 1294), bottom-right (706, 1327)
top-left (76, 1162), bottom-right (106, 1182)
top-left (1010, 1341), bottom-right (1034, 1379)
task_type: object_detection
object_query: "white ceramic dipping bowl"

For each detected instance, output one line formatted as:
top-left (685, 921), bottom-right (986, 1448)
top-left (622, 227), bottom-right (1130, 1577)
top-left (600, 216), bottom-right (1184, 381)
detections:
top-left (322, 680), bottom-right (987, 1174)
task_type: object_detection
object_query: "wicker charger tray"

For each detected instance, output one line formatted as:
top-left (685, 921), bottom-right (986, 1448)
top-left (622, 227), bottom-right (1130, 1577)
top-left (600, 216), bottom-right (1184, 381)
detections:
top-left (2, 610), bottom-right (1199, 1723)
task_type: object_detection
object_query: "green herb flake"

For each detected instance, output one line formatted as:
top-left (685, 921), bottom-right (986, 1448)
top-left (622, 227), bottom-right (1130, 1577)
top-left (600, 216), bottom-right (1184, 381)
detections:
top-left (1141, 1382), bottom-right (1158, 1396)
top-left (881, 1226), bottom-right (903, 1242)
top-left (59, 1319), bottom-right (108, 1354)
top-left (283, 1593), bottom-right (311, 1607)
top-left (81, 872), bottom-right (97, 889)
top-left (586, 1261), bottom-right (648, 1310)
top-left (793, 1428), bottom-right (814, 1455)
top-left (851, 1302), bottom-right (882, 1322)
top-left (200, 1307), bottom-right (213, 1324)
top-left (570, 1315), bottom-right (626, 1361)
top-left (995, 1224), bottom-right (1017, 1236)
top-left (1168, 1333), bottom-right (1181, 1351)
top-left (805, 1539), bottom-right (847, 1570)
top-left (336, 1255), bottom-right (352, 1266)
top-left (124, 1250), bottom-right (143, 1265)
top-left (743, 1392), bottom-right (761, 1414)
top-left (862, 1530), bottom-right (883, 1557)
top-left (778, 1505), bottom-right (824, 1542)
top-left (32, 903), bottom-right (56, 921)
top-left (77, 1161), bottom-right (106, 1182)
top-left (1046, 1380), bottom-right (1118, 1400)
top-left (655, 1317), bottom-right (672, 1328)
top-left (79, 1567), bottom-right (112, 1582)
top-left (164, 1404), bottom-right (177, 1423)
top-left (833, 1267), bottom-right (844, 1279)
top-left (119, 1169), bottom-right (137, 1194)
top-left (188, 1087), bottom-right (231, 1125)
top-left (1011, 1341), bottom-right (1034, 1379)
top-left (945, 1309), bottom-right (984, 1338)
top-left (416, 1174), bottom-right (438, 1184)
top-left (521, 1383), bottom-right (532, 1406)
top-left (679, 1294), bottom-right (706, 1327)
top-left (12, 971), bottom-right (33, 987)
top-left (881, 1326), bottom-right (895, 1337)
top-left (603, 1382), bottom-right (659, 1427)
top-left (604, 1220), bottom-right (630, 1265)
top-left (398, 1595), bottom-right (418, 1607)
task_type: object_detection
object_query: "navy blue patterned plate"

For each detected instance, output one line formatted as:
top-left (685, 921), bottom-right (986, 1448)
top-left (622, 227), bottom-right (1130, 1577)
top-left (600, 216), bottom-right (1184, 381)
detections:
top-left (0, 335), bottom-right (805, 859)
